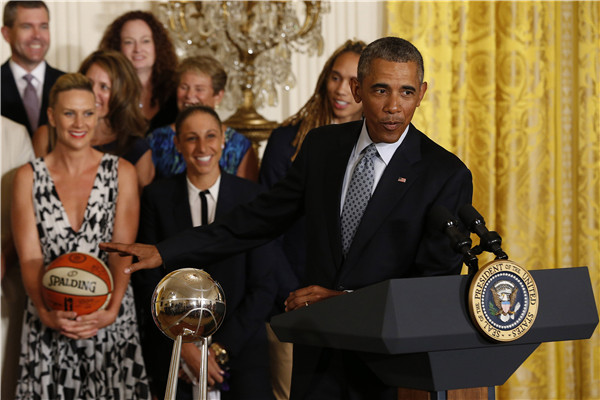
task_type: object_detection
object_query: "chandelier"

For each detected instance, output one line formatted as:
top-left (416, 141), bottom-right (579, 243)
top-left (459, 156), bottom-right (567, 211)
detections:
top-left (158, 1), bottom-right (329, 143)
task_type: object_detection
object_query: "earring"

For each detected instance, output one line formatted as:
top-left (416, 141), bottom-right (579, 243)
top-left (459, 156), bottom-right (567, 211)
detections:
top-left (221, 144), bottom-right (225, 149)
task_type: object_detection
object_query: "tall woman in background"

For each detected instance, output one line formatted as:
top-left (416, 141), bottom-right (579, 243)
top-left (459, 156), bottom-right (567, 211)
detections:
top-left (33, 50), bottom-right (155, 189)
top-left (11, 74), bottom-right (149, 399)
top-left (260, 39), bottom-right (366, 290)
top-left (99, 10), bottom-right (178, 132)
top-left (258, 39), bottom-right (366, 400)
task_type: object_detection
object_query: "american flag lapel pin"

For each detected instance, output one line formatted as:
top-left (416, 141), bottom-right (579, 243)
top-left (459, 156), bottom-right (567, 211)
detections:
top-left (398, 177), bottom-right (407, 183)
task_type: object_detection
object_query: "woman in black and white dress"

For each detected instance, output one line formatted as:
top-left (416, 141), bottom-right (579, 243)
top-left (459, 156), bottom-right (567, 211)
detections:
top-left (11, 73), bottom-right (150, 399)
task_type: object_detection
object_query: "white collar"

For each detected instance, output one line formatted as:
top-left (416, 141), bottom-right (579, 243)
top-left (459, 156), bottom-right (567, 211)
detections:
top-left (186, 174), bottom-right (221, 200)
top-left (355, 120), bottom-right (410, 165)
top-left (9, 59), bottom-right (46, 83)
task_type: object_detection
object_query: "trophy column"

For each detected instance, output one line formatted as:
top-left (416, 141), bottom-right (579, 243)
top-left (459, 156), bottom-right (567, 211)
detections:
top-left (152, 268), bottom-right (226, 400)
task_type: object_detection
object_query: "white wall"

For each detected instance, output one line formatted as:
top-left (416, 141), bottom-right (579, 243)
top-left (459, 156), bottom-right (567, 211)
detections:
top-left (1, 1), bottom-right (385, 125)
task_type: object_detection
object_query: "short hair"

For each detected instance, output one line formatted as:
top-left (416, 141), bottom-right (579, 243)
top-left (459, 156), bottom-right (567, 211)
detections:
top-left (357, 37), bottom-right (425, 83)
top-left (98, 10), bottom-right (178, 108)
top-left (3, 1), bottom-right (49, 27)
top-left (176, 55), bottom-right (228, 94)
top-left (78, 50), bottom-right (148, 156)
top-left (175, 104), bottom-right (222, 137)
top-left (47, 73), bottom-right (94, 148)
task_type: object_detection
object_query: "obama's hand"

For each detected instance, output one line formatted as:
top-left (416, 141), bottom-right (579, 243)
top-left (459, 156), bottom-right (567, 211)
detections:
top-left (99, 242), bottom-right (163, 274)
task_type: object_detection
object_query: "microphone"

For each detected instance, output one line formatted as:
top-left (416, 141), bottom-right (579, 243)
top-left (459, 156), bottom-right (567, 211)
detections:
top-left (458, 204), bottom-right (508, 260)
top-left (427, 204), bottom-right (478, 273)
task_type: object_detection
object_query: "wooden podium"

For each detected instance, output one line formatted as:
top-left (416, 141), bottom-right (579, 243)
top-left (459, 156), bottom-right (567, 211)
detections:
top-left (271, 267), bottom-right (599, 399)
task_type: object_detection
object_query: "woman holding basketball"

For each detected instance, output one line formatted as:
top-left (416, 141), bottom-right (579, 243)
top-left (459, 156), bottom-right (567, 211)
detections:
top-left (11, 74), bottom-right (150, 399)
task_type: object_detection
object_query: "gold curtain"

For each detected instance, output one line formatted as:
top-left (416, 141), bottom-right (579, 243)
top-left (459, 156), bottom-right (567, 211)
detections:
top-left (387, 1), bottom-right (599, 399)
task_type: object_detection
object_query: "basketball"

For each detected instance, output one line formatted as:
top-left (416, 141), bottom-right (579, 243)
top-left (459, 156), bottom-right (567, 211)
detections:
top-left (41, 252), bottom-right (113, 315)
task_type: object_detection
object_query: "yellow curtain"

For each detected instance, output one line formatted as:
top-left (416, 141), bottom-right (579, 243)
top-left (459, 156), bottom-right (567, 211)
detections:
top-left (387, 2), bottom-right (599, 399)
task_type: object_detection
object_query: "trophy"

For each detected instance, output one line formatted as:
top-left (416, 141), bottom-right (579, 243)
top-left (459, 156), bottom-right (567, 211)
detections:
top-left (152, 268), bottom-right (226, 400)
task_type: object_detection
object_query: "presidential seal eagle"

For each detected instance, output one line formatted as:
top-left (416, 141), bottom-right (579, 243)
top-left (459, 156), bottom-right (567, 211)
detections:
top-left (491, 280), bottom-right (520, 322)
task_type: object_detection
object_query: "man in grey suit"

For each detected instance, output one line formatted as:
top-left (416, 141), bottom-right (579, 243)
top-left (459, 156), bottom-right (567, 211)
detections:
top-left (1, 1), bottom-right (64, 137)
top-left (102, 37), bottom-right (473, 399)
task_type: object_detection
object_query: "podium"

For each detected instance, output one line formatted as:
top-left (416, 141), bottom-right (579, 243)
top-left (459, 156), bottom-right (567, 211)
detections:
top-left (271, 267), bottom-right (598, 399)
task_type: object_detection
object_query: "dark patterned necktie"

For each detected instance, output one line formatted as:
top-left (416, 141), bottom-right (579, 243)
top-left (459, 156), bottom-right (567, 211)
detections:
top-left (341, 143), bottom-right (378, 256)
top-left (23, 74), bottom-right (40, 132)
top-left (199, 190), bottom-right (210, 225)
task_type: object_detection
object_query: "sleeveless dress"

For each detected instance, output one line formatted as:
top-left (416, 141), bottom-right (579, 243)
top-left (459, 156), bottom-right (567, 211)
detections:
top-left (15, 154), bottom-right (151, 400)
top-left (147, 125), bottom-right (251, 179)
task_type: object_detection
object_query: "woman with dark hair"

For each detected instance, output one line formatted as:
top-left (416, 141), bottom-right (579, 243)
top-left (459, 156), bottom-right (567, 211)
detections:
top-left (11, 73), bottom-right (149, 399)
top-left (258, 39), bottom-right (366, 400)
top-left (32, 50), bottom-right (155, 188)
top-left (260, 38), bottom-right (366, 286)
top-left (99, 10), bottom-right (178, 132)
top-left (261, 39), bottom-right (367, 173)
top-left (134, 105), bottom-right (275, 399)
top-left (79, 50), bottom-right (154, 188)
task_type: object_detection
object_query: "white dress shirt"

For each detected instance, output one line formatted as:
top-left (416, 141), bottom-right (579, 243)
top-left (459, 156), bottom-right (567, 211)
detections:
top-left (184, 174), bottom-right (222, 399)
top-left (9, 60), bottom-right (46, 102)
top-left (340, 120), bottom-right (409, 213)
top-left (186, 175), bottom-right (221, 227)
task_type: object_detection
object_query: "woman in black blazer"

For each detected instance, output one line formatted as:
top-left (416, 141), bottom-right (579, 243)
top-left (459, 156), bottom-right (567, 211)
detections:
top-left (133, 105), bottom-right (277, 400)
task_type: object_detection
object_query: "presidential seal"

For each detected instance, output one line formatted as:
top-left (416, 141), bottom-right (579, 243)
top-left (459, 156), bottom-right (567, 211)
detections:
top-left (468, 260), bottom-right (539, 342)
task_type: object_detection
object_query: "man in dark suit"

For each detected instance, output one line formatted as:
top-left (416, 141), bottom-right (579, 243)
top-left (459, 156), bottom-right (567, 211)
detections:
top-left (133, 105), bottom-right (276, 400)
top-left (102, 37), bottom-right (473, 400)
top-left (1, 1), bottom-right (64, 137)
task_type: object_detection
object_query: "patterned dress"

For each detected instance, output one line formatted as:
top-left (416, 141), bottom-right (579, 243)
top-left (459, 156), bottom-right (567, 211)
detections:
top-left (147, 125), bottom-right (251, 179)
top-left (15, 154), bottom-right (151, 400)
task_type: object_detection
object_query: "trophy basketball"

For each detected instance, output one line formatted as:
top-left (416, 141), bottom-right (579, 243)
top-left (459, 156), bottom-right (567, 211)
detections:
top-left (152, 268), bottom-right (226, 400)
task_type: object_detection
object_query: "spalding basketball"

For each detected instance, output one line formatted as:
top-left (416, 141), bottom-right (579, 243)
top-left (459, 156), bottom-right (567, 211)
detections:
top-left (41, 252), bottom-right (113, 315)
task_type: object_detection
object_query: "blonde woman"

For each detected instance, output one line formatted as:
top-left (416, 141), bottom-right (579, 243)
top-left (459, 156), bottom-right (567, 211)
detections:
top-left (12, 73), bottom-right (150, 399)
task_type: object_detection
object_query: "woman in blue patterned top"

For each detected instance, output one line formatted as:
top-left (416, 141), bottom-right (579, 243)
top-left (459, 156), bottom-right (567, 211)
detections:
top-left (148, 56), bottom-right (259, 181)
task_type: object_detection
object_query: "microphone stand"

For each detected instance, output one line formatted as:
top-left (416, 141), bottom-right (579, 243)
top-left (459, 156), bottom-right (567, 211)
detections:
top-left (459, 204), bottom-right (509, 260)
top-left (440, 219), bottom-right (479, 275)
top-left (429, 205), bottom-right (479, 275)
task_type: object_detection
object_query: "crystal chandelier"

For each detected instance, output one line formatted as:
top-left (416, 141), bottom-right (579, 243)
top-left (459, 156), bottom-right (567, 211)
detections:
top-left (158, 1), bottom-right (329, 143)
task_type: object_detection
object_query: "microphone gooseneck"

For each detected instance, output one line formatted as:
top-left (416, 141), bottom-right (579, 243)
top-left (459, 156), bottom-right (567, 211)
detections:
top-left (458, 204), bottom-right (509, 260)
top-left (428, 205), bottom-right (479, 274)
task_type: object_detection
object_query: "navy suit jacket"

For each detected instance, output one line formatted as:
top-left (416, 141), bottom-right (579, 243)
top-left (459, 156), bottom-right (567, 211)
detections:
top-left (157, 121), bottom-right (474, 399)
top-left (1, 60), bottom-right (65, 137)
top-left (134, 172), bottom-right (276, 399)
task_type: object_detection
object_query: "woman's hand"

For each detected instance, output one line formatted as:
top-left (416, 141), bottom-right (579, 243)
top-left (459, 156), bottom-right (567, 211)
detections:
top-left (39, 306), bottom-right (119, 340)
top-left (179, 343), bottom-right (224, 387)
top-left (75, 307), bottom-right (119, 335)
top-left (38, 308), bottom-right (94, 339)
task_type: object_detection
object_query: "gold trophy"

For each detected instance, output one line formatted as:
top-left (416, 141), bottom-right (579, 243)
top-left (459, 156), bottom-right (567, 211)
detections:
top-left (152, 268), bottom-right (226, 400)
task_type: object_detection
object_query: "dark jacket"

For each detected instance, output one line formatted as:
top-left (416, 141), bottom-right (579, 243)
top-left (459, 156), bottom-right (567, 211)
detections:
top-left (157, 121), bottom-right (473, 399)
top-left (134, 172), bottom-right (277, 400)
top-left (1, 60), bottom-right (64, 137)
